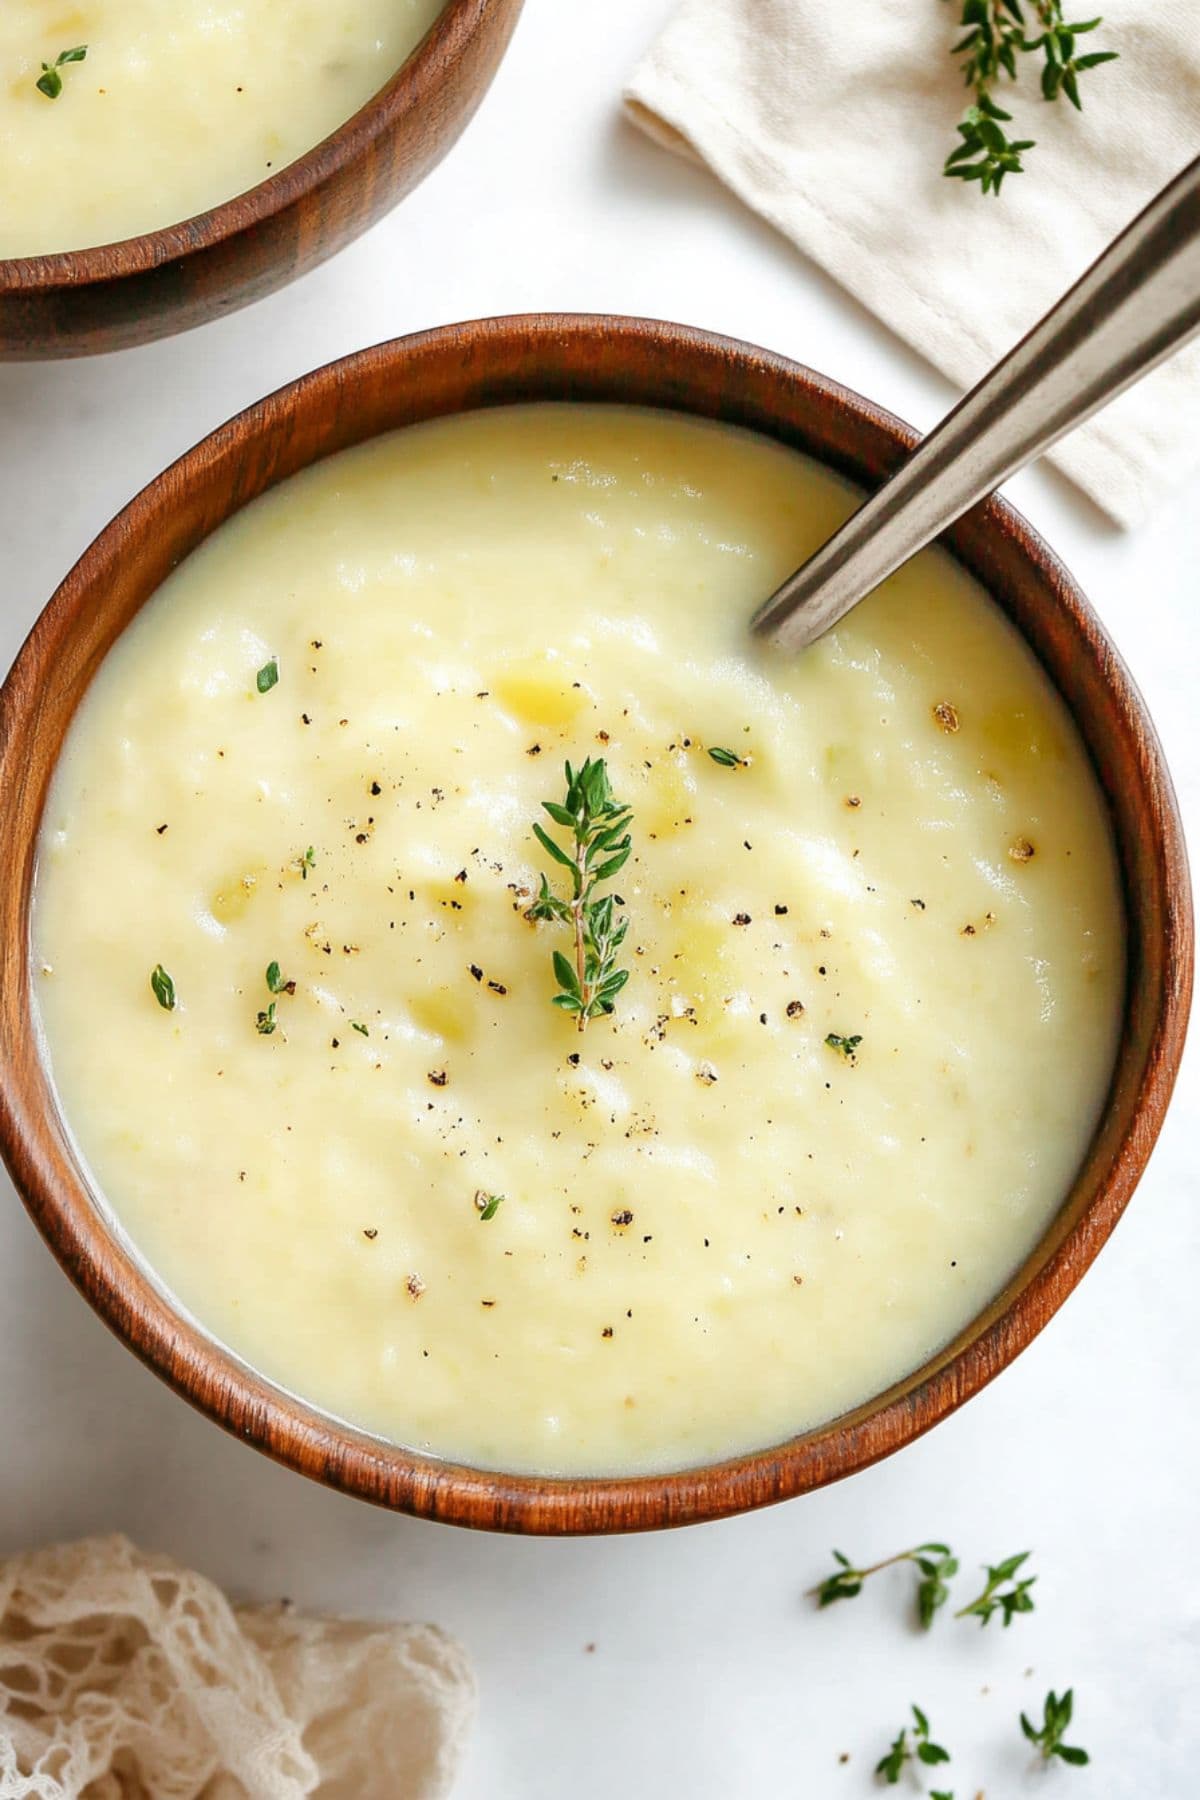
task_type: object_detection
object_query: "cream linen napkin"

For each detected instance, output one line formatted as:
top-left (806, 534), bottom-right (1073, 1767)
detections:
top-left (0, 1536), bottom-right (475, 1800)
top-left (625, 0), bottom-right (1200, 526)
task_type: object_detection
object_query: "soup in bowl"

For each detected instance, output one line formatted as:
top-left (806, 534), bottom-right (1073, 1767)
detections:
top-left (0, 1), bottom-right (523, 357)
top-left (0, 317), bottom-right (1189, 1529)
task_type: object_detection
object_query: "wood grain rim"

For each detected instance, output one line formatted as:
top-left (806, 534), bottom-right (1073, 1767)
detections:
top-left (0, 0), bottom-right (509, 290)
top-left (0, 315), bottom-right (1190, 1532)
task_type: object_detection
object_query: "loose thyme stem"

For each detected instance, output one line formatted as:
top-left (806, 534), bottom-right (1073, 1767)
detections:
top-left (809, 1542), bottom-right (958, 1627)
top-left (954, 1550), bottom-right (1037, 1626)
top-left (943, 0), bottom-right (1119, 195)
top-left (571, 845), bottom-right (589, 1012)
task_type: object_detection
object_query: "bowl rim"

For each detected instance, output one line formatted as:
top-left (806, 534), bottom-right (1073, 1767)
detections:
top-left (0, 313), bottom-right (1191, 1533)
top-left (0, 0), bottom-right (504, 288)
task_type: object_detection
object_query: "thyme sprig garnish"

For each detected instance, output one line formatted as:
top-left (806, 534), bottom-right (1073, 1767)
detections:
top-left (36, 44), bottom-right (87, 100)
top-left (809, 1544), bottom-right (957, 1628)
top-left (1020, 1688), bottom-right (1089, 1765)
top-left (955, 1550), bottom-right (1036, 1626)
top-left (875, 1706), bottom-right (951, 1784)
top-left (526, 758), bottom-right (633, 1031)
top-left (943, 2), bottom-right (1119, 195)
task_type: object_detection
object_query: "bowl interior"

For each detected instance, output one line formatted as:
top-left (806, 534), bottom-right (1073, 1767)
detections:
top-left (0, 316), bottom-right (1190, 1531)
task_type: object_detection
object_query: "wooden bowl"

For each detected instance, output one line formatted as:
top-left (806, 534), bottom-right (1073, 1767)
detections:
top-left (0, 0), bottom-right (523, 360)
top-left (0, 316), bottom-right (1190, 1531)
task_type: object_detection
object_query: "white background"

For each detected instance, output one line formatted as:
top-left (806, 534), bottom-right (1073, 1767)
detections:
top-left (1, 3), bottom-right (1197, 1794)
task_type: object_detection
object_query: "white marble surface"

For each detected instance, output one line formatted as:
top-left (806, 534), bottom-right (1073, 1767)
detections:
top-left (1, 4), bottom-right (1197, 1794)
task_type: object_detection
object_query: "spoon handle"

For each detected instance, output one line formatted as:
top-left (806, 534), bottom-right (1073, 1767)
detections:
top-left (754, 155), bottom-right (1200, 652)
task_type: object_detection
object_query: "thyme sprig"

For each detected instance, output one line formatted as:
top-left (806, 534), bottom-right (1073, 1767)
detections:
top-left (955, 1550), bottom-right (1036, 1626)
top-left (809, 1544), bottom-right (957, 1629)
top-left (1021, 1688), bottom-right (1089, 1765)
top-left (943, 1), bottom-right (1119, 195)
top-left (526, 758), bottom-right (633, 1031)
top-left (875, 1706), bottom-right (951, 1784)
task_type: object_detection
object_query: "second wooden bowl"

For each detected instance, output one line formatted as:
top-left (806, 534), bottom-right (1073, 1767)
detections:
top-left (0, 316), bottom-right (1190, 1529)
top-left (0, 0), bottom-right (523, 360)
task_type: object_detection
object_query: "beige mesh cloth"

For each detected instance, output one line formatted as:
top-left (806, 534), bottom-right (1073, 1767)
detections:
top-left (0, 1536), bottom-right (475, 1800)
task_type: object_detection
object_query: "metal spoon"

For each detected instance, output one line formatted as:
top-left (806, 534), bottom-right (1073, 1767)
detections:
top-left (753, 154), bottom-right (1200, 652)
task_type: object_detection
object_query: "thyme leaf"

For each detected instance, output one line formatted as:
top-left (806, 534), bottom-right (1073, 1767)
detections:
top-left (149, 964), bottom-right (176, 1011)
top-left (36, 44), bottom-right (87, 100)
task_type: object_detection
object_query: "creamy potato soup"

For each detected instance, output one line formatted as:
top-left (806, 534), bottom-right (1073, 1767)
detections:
top-left (33, 406), bottom-right (1124, 1475)
top-left (0, 2), bottom-right (443, 258)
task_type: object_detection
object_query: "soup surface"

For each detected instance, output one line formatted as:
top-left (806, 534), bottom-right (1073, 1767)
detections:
top-left (33, 406), bottom-right (1124, 1475)
top-left (0, 1), bottom-right (442, 257)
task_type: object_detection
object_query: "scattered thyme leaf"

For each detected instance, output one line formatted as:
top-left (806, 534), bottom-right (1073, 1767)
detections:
top-left (1020, 1688), bottom-right (1089, 1766)
top-left (955, 1550), bottom-right (1037, 1627)
top-left (149, 964), bottom-right (176, 1012)
top-left (350, 1021), bottom-right (368, 1036)
top-left (875, 1706), bottom-right (951, 1785)
top-left (255, 1001), bottom-right (277, 1035)
top-left (526, 757), bottom-right (632, 1032)
top-left (825, 1032), bottom-right (862, 1060)
top-left (943, 2), bottom-right (1119, 196)
top-left (707, 746), bottom-right (746, 768)
top-left (256, 656), bottom-right (279, 694)
top-left (809, 1543), bottom-right (957, 1627)
top-left (265, 961), bottom-right (288, 994)
top-left (36, 44), bottom-right (87, 99)
top-left (476, 1192), bottom-right (505, 1221)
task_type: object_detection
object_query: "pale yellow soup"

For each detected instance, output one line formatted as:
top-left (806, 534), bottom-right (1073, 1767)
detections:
top-left (33, 406), bottom-right (1124, 1476)
top-left (0, 1), bottom-right (443, 258)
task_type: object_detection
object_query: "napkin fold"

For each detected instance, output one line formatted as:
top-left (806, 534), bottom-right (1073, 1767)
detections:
top-left (625, 0), bottom-right (1200, 527)
top-left (0, 1535), bottom-right (475, 1800)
